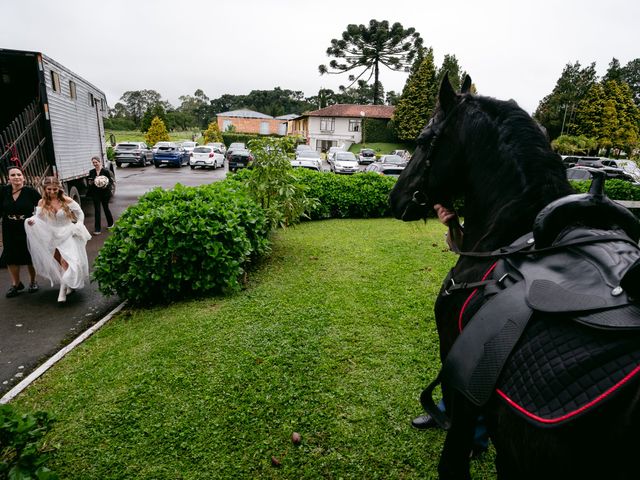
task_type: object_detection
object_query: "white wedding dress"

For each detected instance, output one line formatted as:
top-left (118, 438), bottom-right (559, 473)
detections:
top-left (25, 201), bottom-right (91, 290)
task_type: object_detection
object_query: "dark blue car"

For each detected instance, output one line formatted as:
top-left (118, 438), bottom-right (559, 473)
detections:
top-left (153, 143), bottom-right (190, 168)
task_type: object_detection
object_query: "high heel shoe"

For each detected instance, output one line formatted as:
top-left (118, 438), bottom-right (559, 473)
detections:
top-left (58, 283), bottom-right (67, 303)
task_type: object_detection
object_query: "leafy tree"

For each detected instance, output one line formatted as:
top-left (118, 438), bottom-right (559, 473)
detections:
top-left (620, 58), bottom-right (640, 107)
top-left (140, 104), bottom-right (168, 133)
top-left (144, 116), bottom-right (170, 146)
top-left (165, 110), bottom-right (191, 131)
top-left (603, 58), bottom-right (624, 83)
top-left (385, 90), bottom-right (400, 106)
top-left (436, 54), bottom-right (464, 93)
top-left (203, 121), bottom-right (224, 144)
top-left (551, 134), bottom-right (598, 155)
top-left (178, 89), bottom-right (212, 129)
top-left (573, 80), bottom-right (640, 156)
top-left (534, 61), bottom-right (597, 139)
top-left (393, 48), bottom-right (438, 140)
top-left (244, 137), bottom-right (318, 229)
top-left (209, 88), bottom-right (315, 116)
top-left (319, 19), bottom-right (424, 105)
top-left (119, 90), bottom-right (165, 127)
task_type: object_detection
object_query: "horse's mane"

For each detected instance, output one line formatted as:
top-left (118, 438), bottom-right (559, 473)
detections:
top-left (457, 95), bottom-right (573, 248)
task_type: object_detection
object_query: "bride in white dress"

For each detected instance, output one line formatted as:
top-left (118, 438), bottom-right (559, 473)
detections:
top-left (25, 177), bottom-right (91, 302)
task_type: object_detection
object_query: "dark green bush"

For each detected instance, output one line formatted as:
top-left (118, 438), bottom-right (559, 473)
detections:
top-left (104, 117), bottom-right (136, 130)
top-left (569, 179), bottom-right (640, 200)
top-left (291, 169), bottom-right (397, 219)
top-left (0, 404), bottom-right (57, 479)
top-left (93, 182), bottom-right (269, 304)
top-left (363, 118), bottom-right (398, 143)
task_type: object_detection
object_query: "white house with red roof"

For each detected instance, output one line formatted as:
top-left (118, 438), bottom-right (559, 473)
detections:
top-left (287, 104), bottom-right (395, 152)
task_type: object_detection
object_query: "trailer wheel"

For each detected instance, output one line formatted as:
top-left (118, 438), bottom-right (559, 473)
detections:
top-left (68, 185), bottom-right (81, 206)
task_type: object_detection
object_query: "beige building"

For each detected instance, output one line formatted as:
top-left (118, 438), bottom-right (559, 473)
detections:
top-left (288, 104), bottom-right (395, 152)
top-left (216, 109), bottom-right (291, 136)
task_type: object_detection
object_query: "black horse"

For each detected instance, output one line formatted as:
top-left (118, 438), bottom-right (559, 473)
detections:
top-left (390, 75), bottom-right (640, 479)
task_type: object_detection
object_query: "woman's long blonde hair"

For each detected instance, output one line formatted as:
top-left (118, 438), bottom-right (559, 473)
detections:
top-left (42, 176), bottom-right (76, 221)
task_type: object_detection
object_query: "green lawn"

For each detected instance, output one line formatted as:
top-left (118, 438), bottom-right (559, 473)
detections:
top-left (13, 218), bottom-right (496, 479)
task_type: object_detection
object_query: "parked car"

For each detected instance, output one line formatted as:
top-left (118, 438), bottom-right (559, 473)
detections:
top-left (358, 148), bottom-right (376, 165)
top-left (326, 146), bottom-right (345, 166)
top-left (390, 150), bottom-right (411, 161)
top-left (153, 142), bottom-right (190, 167)
top-left (331, 151), bottom-right (359, 174)
top-left (295, 144), bottom-right (314, 154)
top-left (291, 150), bottom-right (322, 171)
top-left (152, 141), bottom-right (172, 154)
top-left (379, 154), bottom-right (408, 166)
top-left (365, 161), bottom-right (406, 177)
top-left (113, 142), bottom-right (153, 167)
top-left (226, 142), bottom-right (247, 161)
top-left (228, 149), bottom-right (254, 172)
top-left (601, 159), bottom-right (640, 182)
top-left (566, 165), bottom-right (636, 183)
top-left (190, 146), bottom-right (225, 170)
top-left (206, 142), bottom-right (226, 154)
top-left (574, 157), bottom-right (605, 168)
top-left (181, 141), bottom-right (199, 156)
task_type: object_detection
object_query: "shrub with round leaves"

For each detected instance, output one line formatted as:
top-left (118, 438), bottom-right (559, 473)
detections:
top-left (93, 182), bottom-right (269, 304)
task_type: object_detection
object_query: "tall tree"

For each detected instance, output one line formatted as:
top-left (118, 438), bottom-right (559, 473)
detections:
top-left (178, 89), bottom-right (211, 128)
top-left (603, 58), bottom-right (623, 83)
top-left (318, 19), bottom-right (424, 105)
top-left (620, 58), bottom-right (640, 107)
top-left (533, 61), bottom-right (597, 139)
top-left (573, 80), bottom-right (640, 156)
top-left (393, 48), bottom-right (438, 140)
top-left (119, 90), bottom-right (164, 127)
top-left (436, 54), bottom-right (463, 93)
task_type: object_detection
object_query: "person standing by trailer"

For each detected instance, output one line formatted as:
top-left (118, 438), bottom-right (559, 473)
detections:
top-left (87, 156), bottom-right (114, 235)
top-left (1, 166), bottom-right (41, 297)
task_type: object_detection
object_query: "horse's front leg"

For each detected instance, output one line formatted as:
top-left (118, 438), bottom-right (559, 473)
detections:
top-left (438, 392), bottom-right (476, 480)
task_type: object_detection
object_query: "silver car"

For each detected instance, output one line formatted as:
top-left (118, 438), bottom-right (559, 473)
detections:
top-left (331, 152), bottom-right (359, 174)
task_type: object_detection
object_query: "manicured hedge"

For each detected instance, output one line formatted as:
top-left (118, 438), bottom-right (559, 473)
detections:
top-left (292, 169), bottom-right (397, 219)
top-left (570, 179), bottom-right (640, 200)
top-left (93, 182), bottom-right (269, 304)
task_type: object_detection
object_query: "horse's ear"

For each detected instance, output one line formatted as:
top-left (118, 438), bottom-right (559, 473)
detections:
top-left (439, 73), bottom-right (456, 111)
top-left (461, 75), bottom-right (472, 94)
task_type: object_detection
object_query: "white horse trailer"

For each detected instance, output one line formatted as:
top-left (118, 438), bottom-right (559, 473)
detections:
top-left (0, 48), bottom-right (114, 203)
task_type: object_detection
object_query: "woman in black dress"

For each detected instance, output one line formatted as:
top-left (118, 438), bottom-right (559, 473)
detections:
top-left (87, 156), bottom-right (114, 235)
top-left (1, 166), bottom-right (41, 297)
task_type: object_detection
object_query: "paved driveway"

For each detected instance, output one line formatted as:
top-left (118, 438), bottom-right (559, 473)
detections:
top-left (0, 163), bottom-right (227, 395)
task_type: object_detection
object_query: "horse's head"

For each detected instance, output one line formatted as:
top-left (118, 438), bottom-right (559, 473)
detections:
top-left (390, 74), bottom-right (473, 221)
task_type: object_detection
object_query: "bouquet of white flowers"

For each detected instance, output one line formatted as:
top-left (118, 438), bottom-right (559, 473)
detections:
top-left (94, 175), bottom-right (109, 188)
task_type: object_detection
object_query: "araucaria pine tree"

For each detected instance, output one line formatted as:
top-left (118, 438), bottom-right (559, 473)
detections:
top-left (393, 48), bottom-right (438, 140)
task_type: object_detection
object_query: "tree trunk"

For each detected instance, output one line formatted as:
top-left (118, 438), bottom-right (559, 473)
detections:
top-left (373, 61), bottom-right (380, 105)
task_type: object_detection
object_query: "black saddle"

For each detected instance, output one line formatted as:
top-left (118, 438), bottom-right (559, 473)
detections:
top-left (421, 176), bottom-right (640, 428)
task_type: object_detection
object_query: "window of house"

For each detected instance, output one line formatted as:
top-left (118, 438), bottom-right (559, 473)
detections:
top-left (348, 119), bottom-right (361, 132)
top-left (320, 118), bottom-right (334, 132)
top-left (260, 121), bottom-right (270, 135)
top-left (223, 120), bottom-right (233, 131)
top-left (88, 92), bottom-right (95, 107)
top-left (69, 80), bottom-right (77, 100)
top-left (51, 70), bottom-right (61, 93)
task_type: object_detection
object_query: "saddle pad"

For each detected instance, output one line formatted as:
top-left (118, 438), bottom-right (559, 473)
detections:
top-left (496, 315), bottom-right (640, 427)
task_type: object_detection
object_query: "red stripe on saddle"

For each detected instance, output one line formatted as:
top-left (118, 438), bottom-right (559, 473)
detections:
top-left (458, 262), bottom-right (498, 333)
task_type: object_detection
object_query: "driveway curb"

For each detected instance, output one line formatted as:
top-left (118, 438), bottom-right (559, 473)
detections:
top-left (1, 300), bottom-right (127, 404)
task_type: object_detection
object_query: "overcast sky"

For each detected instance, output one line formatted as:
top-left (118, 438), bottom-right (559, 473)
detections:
top-left (3, 0), bottom-right (638, 114)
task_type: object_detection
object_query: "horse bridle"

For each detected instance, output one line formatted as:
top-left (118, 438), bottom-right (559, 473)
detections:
top-left (407, 97), bottom-right (469, 215)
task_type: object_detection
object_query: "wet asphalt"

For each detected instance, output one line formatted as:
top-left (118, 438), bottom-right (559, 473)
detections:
top-left (0, 162), bottom-right (228, 396)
